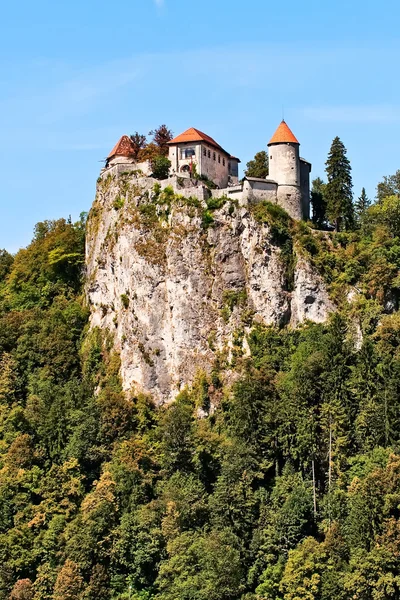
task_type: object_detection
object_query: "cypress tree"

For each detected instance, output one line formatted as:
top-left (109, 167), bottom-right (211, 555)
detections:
top-left (325, 137), bottom-right (354, 231)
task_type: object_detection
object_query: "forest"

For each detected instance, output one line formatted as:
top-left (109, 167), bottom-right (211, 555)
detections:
top-left (2, 141), bottom-right (400, 600)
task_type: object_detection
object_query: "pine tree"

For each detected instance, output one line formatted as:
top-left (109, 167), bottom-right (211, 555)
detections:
top-left (354, 187), bottom-right (371, 227)
top-left (245, 150), bottom-right (269, 178)
top-left (325, 137), bottom-right (354, 231)
top-left (310, 177), bottom-right (327, 228)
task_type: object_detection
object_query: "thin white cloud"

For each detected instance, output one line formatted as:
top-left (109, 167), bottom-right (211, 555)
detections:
top-left (302, 105), bottom-right (400, 124)
top-left (154, 0), bottom-right (164, 6)
top-left (1, 42), bottom-right (399, 155)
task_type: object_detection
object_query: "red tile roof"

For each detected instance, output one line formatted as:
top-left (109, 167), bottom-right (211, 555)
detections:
top-left (107, 135), bottom-right (136, 159)
top-left (268, 121), bottom-right (299, 145)
top-left (168, 127), bottom-right (229, 154)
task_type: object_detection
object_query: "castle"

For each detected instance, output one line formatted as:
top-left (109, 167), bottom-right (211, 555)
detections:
top-left (104, 120), bottom-right (311, 220)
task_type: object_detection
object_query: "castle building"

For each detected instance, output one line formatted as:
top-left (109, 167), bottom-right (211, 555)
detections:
top-left (106, 135), bottom-right (136, 167)
top-left (167, 127), bottom-right (240, 188)
top-left (102, 120), bottom-right (311, 221)
top-left (267, 121), bottom-right (311, 220)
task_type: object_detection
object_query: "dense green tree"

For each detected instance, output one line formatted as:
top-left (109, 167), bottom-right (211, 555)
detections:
top-left (310, 177), bottom-right (327, 228)
top-left (325, 137), bottom-right (354, 231)
top-left (150, 156), bottom-right (171, 180)
top-left (157, 393), bottom-right (195, 474)
top-left (366, 194), bottom-right (400, 237)
top-left (156, 529), bottom-right (245, 600)
top-left (355, 187), bottom-right (371, 227)
top-left (0, 250), bottom-right (13, 282)
top-left (4, 187), bottom-right (400, 600)
top-left (377, 169), bottom-right (400, 202)
top-left (244, 151), bottom-right (269, 179)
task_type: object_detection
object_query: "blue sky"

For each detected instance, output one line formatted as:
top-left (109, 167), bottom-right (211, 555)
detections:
top-left (1, 0), bottom-right (399, 251)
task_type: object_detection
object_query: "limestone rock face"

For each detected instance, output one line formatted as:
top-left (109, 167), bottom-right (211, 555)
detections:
top-left (86, 172), bottom-right (334, 404)
top-left (290, 257), bottom-right (335, 326)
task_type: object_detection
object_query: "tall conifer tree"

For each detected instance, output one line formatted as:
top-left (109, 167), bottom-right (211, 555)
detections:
top-left (354, 187), bottom-right (371, 227)
top-left (325, 137), bottom-right (354, 231)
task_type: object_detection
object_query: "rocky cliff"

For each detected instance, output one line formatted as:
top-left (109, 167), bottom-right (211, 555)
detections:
top-left (86, 171), bottom-right (334, 404)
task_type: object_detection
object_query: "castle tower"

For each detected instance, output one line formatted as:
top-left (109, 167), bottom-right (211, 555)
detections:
top-left (106, 135), bottom-right (137, 168)
top-left (268, 121), bottom-right (304, 220)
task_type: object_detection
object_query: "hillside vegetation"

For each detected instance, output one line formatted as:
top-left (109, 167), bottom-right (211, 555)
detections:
top-left (2, 183), bottom-right (400, 600)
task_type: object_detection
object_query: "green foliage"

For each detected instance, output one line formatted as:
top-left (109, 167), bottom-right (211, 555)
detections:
top-left (157, 529), bottom-right (244, 600)
top-left (245, 150), bottom-right (269, 179)
top-left (206, 196), bottom-right (227, 211)
top-left (197, 174), bottom-right (218, 189)
top-left (0, 250), bottom-right (14, 282)
top-left (294, 202), bottom-right (400, 307)
top-left (5, 184), bottom-right (400, 600)
top-left (325, 136), bottom-right (354, 231)
top-left (251, 201), bottom-right (291, 243)
top-left (150, 156), bottom-right (171, 180)
top-left (120, 294), bottom-right (129, 309)
top-left (377, 168), bottom-right (400, 202)
top-left (201, 210), bottom-right (214, 229)
top-left (113, 197), bottom-right (125, 210)
top-left (366, 194), bottom-right (400, 237)
top-left (354, 187), bottom-right (371, 228)
top-left (310, 177), bottom-right (327, 228)
top-left (221, 290), bottom-right (247, 322)
top-left (3, 216), bottom-right (86, 310)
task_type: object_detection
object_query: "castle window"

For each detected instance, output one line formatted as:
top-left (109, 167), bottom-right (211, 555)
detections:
top-left (208, 149), bottom-right (211, 158)
top-left (223, 158), bottom-right (225, 166)
top-left (181, 147), bottom-right (195, 159)
top-left (203, 148), bottom-right (207, 156)
top-left (218, 155), bottom-right (221, 163)
top-left (213, 152), bottom-right (216, 161)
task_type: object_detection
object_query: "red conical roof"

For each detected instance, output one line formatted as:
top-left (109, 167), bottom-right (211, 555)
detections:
top-left (107, 135), bottom-right (136, 159)
top-left (268, 121), bottom-right (299, 145)
top-left (168, 127), bottom-right (226, 153)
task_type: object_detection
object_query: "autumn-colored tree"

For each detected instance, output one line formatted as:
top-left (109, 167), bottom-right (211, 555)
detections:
top-left (129, 132), bottom-right (148, 159)
top-left (53, 560), bottom-right (84, 600)
top-left (9, 579), bottom-right (34, 600)
top-left (148, 124), bottom-right (173, 156)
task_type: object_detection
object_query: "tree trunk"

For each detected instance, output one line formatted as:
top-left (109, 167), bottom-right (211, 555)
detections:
top-left (312, 458), bottom-right (317, 519)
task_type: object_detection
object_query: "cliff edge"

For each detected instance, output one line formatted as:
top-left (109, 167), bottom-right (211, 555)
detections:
top-left (86, 171), bottom-right (334, 403)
